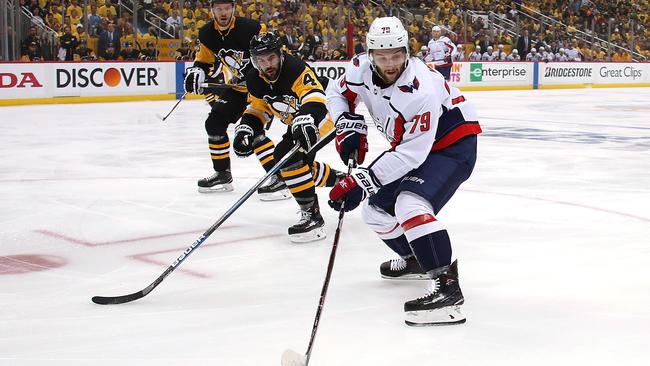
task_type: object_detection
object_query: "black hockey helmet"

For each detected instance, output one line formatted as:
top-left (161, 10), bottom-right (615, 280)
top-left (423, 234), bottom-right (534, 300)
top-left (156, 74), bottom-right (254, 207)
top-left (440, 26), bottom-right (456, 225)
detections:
top-left (250, 32), bottom-right (284, 79)
top-left (250, 32), bottom-right (282, 58)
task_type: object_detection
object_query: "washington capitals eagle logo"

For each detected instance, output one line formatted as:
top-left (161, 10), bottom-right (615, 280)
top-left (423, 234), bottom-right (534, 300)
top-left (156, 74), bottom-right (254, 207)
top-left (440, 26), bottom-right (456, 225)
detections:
top-left (398, 77), bottom-right (420, 93)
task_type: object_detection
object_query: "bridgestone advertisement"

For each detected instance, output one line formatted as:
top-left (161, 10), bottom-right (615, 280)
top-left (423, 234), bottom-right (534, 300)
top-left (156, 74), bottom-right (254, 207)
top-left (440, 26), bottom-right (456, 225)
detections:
top-left (539, 63), bottom-right (649, 86)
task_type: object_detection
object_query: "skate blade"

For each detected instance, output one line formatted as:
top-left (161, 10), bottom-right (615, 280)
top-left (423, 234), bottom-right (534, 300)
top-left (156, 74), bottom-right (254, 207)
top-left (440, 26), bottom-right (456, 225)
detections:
top-left (381, 273), bottom-right (429, 281)
top-left (257, 189), bottom-right (291, 201)
top-left (405, 305), bottom-right (466, 326)
top-left (281, 349), bottom-right (306, 366)
top-left (289, 227), bottom-right (327, 243)
top-left (197, 183), bottom-right (234, 193)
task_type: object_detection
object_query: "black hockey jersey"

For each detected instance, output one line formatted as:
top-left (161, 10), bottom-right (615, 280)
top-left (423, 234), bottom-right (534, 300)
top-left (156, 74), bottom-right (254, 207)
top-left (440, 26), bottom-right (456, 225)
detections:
top-left (194, 17), bottom-right (265, 92)
top-left (242, 52), bottom-right (332, 136)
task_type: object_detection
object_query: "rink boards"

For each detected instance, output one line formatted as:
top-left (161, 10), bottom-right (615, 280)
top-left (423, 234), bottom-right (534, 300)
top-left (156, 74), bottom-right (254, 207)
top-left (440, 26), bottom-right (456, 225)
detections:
top-left (1, 60), bottom-right (649, 105)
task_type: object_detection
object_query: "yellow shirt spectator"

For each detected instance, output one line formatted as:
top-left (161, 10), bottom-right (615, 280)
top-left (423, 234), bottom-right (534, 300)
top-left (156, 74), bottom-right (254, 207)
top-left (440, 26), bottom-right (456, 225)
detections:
top-left (66, 4), bottom-right (82, 17)
top-left (162, 1), bottom-right (171, 12)
top-left (98, 4), bottom-right (117, 19)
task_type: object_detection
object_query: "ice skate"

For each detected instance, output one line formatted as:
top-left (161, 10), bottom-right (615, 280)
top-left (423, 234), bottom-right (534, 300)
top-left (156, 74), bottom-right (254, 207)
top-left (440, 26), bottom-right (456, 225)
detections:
top-left (257, 174), bottom-right (291, 201)
top-left (197, 170), bottom-right (233, 193)
top-left (404, 260), bottom-right (466, 326)
top-left (380, 256), bottom-right (428, 280)
top-left (288, 199), bottom-right (326, 243)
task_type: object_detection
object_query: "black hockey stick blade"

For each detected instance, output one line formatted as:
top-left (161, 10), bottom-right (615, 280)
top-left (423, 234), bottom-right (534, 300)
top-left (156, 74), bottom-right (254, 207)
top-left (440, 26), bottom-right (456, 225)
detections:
top-left (92, 290), bottom-right (145, 305)
top-left (92, 276), bottom-right (160, 304)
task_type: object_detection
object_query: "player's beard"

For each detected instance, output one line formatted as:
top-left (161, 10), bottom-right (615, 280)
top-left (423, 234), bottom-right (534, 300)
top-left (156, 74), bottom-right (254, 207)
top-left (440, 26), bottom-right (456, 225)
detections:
top-left (377, 63), bottom-right (404, 84)
top-left (261, 65), bottom-right (279, 81)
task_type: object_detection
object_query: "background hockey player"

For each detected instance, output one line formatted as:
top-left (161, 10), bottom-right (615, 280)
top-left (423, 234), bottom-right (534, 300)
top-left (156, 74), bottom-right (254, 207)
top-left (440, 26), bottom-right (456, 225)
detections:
top-left (481, 45), bottom-right (497, 61)
top-left (326, 17), bottom-right (482, 326)
top-left (452, 44), bottom-right (465, 61)
top-left (424, 25), bottom-right (456, 81)
top-left (468, 45), bottom-right (481, 61)
top-left (183, 0), bottom-right (289, 199)
top-left (507, 48), bottom-right (520, 61)
top-left (234, 32), bottom-right (343, 243)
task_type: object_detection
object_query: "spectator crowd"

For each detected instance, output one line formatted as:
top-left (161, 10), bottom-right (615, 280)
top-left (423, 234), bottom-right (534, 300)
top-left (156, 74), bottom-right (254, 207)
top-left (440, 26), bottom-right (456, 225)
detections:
top-left (18, 0), bottom-right (650, 62)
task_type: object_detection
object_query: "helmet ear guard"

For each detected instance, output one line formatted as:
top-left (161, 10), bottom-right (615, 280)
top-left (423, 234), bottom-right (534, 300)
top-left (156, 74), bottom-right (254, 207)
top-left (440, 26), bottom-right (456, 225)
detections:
top-left (365, 17), bottom-right (410, 71)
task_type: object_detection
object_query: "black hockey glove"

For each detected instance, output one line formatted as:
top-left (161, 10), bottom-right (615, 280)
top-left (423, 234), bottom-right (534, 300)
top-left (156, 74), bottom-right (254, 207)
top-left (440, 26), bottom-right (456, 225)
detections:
top-left (232, 124), bottom-right (255, 157)
top-left (184, 66), bottom-right (205, 94)
top-left (291, 115), bottom-right (319, 152)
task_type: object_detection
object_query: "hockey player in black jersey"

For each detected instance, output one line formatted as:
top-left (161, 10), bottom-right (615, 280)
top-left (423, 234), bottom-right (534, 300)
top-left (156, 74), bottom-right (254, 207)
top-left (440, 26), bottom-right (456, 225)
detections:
top-left (183, 0), bottom-right (288, 199)
top-left (233, 32), bottom-right (344, 243)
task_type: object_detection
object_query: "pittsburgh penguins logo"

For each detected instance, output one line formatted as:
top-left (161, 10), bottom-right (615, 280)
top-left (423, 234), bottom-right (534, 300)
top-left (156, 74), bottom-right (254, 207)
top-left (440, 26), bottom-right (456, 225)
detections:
top-left (217, 49), bottom-right (250, 80)
top-left (263, 95), bottom-right (299, 121)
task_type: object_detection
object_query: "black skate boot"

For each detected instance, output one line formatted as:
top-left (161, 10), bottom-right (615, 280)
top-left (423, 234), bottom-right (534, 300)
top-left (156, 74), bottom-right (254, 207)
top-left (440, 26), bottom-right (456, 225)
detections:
top-left (288, 198), bottom-right (326, 243)
top-left (404, 260), bottom-right (466, 326)
top-left (197, 170), bottom-right (233, 193)
top-left (380, 256), bottom-right (428, 280)
top-left (257, 174), bottom-right (291, 201)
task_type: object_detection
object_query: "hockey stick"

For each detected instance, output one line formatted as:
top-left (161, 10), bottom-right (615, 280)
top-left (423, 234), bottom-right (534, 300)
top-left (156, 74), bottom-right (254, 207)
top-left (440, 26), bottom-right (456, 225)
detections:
top-left (91, 144), bottom-right (302, 305)
top-left (281, 155), bottom-right (357, 366)
top-left (157, 82), bottom-right (233, 122)
top-left (157, 92), bottom-right (187, 122)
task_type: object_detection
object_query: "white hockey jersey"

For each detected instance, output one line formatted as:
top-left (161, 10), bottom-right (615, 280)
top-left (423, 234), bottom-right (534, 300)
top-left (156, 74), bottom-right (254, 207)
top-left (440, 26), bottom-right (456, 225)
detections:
top-left (425, 36), bottom-right (456, 67)
top-left (326, 54), bottom-right (482, 185)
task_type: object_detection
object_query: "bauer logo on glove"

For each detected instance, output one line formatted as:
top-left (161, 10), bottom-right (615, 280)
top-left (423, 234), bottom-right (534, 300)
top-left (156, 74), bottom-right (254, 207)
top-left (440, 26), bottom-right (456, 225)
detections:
top-left (335, 112), bottom-right (368, 165)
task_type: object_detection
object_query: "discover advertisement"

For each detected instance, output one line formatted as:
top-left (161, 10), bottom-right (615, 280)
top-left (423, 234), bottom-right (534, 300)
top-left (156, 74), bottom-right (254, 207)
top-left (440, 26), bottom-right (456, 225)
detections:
top-left (54, 62), bottom-right (172, 97)
top-left (0, 62), bottom-right (175, 101)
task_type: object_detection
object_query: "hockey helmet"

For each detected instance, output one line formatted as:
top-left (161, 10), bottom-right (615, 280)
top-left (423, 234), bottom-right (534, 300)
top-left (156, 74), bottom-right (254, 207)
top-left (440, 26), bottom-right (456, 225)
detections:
top-left (210, 0), bottom-right (235, 5)
top-left (366, 17), bottom-right (410, 71)
top-left (250, 32), bottom-right (284, 79)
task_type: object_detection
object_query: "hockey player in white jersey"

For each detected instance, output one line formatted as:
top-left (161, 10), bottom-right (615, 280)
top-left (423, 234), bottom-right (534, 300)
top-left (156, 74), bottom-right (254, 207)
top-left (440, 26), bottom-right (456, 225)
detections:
top-left (481, 45), bottom-right (497, 60)
top-left (425, 25), bottom-right (456, 80)
top-left (497, 44), bottom-right (508, 60)
top-left (452, 44), bottom-right (465, 61)
top-left (326, 17), bottom-right (482, 326)
top-left (556, 48), bottom-right (569, 61)
top-left (468, 45), bottom-right (482, 61)
top-left (507, 48), bottom-right (520, 61)
top-left (526, 47), bottom-right (538, 61)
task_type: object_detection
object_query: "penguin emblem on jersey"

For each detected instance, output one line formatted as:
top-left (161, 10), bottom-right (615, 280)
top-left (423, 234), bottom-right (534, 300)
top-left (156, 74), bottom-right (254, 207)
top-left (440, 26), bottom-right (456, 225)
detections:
top-left (217, 49), bottom-right (250, 80)
top-left (263, 95), bottom-right (299, 121)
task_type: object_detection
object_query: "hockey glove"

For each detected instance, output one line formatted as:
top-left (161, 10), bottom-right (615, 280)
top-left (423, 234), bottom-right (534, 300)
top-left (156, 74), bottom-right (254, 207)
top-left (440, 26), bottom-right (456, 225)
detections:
top-left (328, 167), bottom-right (381, 212)
top-left (232, 124), bottom-right (255, 157)
top-left (184, 66), bottom-right (206, 94)
top-left (291, 115), bottom-right (319, 152)
top-left (335, 112), bottom-right (368, 165)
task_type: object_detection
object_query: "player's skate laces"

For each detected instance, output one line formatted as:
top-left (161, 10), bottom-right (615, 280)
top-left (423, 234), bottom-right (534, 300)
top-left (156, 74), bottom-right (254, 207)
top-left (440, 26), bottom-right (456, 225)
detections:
top-left (390, 258), bottom-right (408, 271)
top-left (288, 200), bottom-right (326, 243)
top-left (380, 256), bottom-right (428, 280)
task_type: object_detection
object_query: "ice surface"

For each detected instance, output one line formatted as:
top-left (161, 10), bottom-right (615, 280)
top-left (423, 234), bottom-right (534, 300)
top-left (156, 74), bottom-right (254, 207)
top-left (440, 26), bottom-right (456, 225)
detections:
top-left (1, 88), bottom-right (649, 366)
